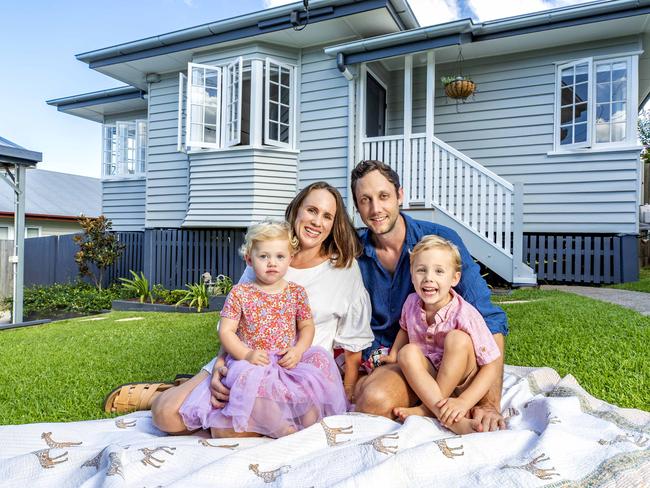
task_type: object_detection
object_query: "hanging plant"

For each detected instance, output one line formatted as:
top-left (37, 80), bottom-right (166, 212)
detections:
top-left (441, 75), bottom-right (476, 100)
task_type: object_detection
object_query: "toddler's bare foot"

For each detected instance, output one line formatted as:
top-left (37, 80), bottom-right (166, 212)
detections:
top-left (444, 417), bottom-right (474, 435)
top-left (393, 404), bottom-right (433, 421)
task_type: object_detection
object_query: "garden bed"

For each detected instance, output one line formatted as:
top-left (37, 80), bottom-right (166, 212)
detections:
top-left (112, 295), bottom-right (226, 313)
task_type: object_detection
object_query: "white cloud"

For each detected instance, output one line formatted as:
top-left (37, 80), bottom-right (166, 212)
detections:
top-left (467, 0), bottom-right (593, 22)
top-left (263, 0), bottom-right (297, 8)
top-left (409, 0), bottom-right (461, 27)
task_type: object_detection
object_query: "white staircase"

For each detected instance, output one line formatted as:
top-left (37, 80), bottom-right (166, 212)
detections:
top-left (361, 134), bottom-right (536, 285)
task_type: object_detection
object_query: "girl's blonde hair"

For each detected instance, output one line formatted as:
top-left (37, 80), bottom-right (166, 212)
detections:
top-left (410, 235), bottom-right (462, 272)
top-left (239, 220), bottom-right (300, 257)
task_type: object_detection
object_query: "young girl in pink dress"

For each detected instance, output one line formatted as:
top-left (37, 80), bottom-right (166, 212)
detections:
top-left (179, 221), bottom-right (347, 438)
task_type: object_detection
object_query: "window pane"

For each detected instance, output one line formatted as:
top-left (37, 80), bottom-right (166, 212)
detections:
top-left (205, 87), bottom-right (218, 105)
top-left (280, 105), bottom-right (289, 124)
top-left (269, 122), bottom-right (278, 140)
top-left (596, 64), bottom-right (610, 83)
top-left (191, 86), bottom-right (204, 105)
top-left (280, 68), bottom-right (290, 87)
top-left (192, 67), bottom-right (204, 85)
top-left (270, 82), bottom-right (278, 103)
top-left (612, 62), bottom-right (627, 82)
top-left (0, 227), bottom-right (7, 240)
top-left (596, 82), bottom-right (610, 103)
top-left (575, 63), bottom-right (588, 83)
top-left (561, 106), bottom-right (573, 124)
top-left (611, 80), bottom-right (626, 101)
top-left (269, 103), bottom-right (278, 122)
top-left (204, 125), bottom-right (217, 143)
top-left (596, 122), bottom-right (610, 143)
top-left (560, 125), bottom-right (572, 145)
top-left (561, 87), bottom-right (573, 106)
top-left (205, 105), bottom-right (217, 125)
top-left (611, 102), bottom-right (626, 123)
top-left (280, 123), bottom-right (289, 143)
top-left (611, 122), bottom-right (626, 142)
top-left (574, 82), bottom-right (588, 103)
top-left (574, 102), bottom-right (588, 123)
top-left (280, 86), bottom-right (290, 105)
top-left (191, 105), bottom-right (203, 124)
top-left (596, 103), bottom-right (610, 122)
top-left (205, 71), bottom-right (218, 88)
top-left (191, 123), bottom-right (202, 141)
top-left (574, 123), bottom-right (587, 143)
top-left (561, 67), bottom-right (573, 86)
top-left (269, 65), bottom-right (279, 82)
top-left (26, 228), bottom-right (39, 238)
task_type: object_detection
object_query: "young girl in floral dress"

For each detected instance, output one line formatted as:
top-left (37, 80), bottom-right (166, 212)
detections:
top-left (179, 221), bottom-right (347, 438)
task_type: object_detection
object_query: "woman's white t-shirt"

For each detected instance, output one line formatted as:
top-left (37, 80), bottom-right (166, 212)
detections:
top-left (203, 258), bottom-right (373, 372)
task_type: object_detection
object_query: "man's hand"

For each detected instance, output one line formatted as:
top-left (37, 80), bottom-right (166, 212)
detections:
top-left (278, 346), bottom-right (304, 369)
top-left (245, 349), bottom-right (270, 366)
top-left (437, 397), bottom-right (472, 426)
top-left (470, 404), bottom-right (505, 432)
top-left (209, 365), bottom-right (230, 408)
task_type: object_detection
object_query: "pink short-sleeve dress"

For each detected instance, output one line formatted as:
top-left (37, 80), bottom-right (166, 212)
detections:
top-left (179, 282), bottom-right (347, 438)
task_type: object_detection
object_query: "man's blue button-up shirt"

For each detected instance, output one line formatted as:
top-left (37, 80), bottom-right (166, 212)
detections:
top-left (357, 213), bottom-right (508, 358)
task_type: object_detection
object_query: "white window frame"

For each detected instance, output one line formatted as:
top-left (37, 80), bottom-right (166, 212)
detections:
top-left (26, 227), bottom-right (41, 238)
top-left (223, 57), bottom-right (243, 148)
top-left (0, 226), bottom-right (9, 240)
top-left (554, 55), bottom-right (637, 152)
top-left (102, 120), bottom-right (147, 179)
top-left (264, 57), bottom-right (294, 149)
top-left (177, 73), bottom-right (188, 152)
top-left (186, 62), bottom-right (222, 150)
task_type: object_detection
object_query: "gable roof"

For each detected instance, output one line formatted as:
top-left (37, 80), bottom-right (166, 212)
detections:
top-left (0, 169), bottom-right (101, 219)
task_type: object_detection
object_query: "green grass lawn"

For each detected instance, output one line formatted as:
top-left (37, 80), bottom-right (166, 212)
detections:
top-left (1, 289), bottom-right (648, 425)
top-left (608, 266), bottom-right (650, 293)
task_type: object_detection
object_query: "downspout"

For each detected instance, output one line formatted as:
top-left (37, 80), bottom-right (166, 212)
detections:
top-left (337, 53), bottom-right (357, 217)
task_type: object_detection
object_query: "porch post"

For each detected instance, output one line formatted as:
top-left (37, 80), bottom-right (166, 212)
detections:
top-left (403, 55), bottom-right (413, 209)
top-left (356, 63), bottom-right (367, 166)
top-left (425, 51), bottom-right (435, 207)
top-left (512, 181), bottom-right (524, 283)
top-left (12, 165), bottom-right (26, 323)
top-left (346, 75), bottom-right (356, 218)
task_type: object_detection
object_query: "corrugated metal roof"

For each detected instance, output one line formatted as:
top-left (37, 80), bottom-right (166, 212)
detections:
top-left (0, 169), bottom-right (101, 218)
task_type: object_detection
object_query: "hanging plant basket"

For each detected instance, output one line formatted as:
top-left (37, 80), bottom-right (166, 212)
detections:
top-left (443, 77), bottom-right (476, 100)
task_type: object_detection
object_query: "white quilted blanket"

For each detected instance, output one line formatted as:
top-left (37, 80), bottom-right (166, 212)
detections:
top-left (0, 366), bottom-right (648, 487)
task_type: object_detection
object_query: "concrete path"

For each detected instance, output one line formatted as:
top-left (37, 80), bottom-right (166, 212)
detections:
top-left (541, 285), bottom-right (650, 316)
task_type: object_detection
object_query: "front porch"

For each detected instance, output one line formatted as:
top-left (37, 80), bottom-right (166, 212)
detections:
top-left (350, 52), bottom-right (536, 285)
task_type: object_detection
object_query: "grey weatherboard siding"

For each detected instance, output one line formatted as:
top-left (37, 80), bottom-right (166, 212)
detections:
top-left (383, 36), bottom-right (643, 235)
top-left (102, 179), bottom-right (146, 231)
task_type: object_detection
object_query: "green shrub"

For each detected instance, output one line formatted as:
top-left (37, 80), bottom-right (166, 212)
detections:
top-left (151, 285), bottom-right (187, 305)
top-left (211, 274), bottom-right (233, 296)
top-left (4, 282), bottom-right (127, 317)
top-left (176, 282), bottom-right (209, 312)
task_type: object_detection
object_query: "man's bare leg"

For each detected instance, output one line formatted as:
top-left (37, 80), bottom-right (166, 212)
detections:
top-left (354, 363), bottom-right (418, 419)
top-left (151, 370), bottom-right (208, 435)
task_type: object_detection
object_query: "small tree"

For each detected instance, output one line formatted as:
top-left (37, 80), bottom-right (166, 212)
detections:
top-left (74, 215), bottom-right (125, 290)
top-left (639, 110), bottom-right (650, 165)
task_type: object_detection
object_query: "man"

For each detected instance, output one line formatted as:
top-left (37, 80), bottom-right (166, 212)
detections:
top-left (351, 160), bottom-right (507, 432)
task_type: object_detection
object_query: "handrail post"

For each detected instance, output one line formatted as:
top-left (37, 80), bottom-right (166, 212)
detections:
top-left (425, 51), bottom-right (435, 207)
top-left (403, 55), bottom-right (413, 209)
top-left (512, 182), bottom-right (524, 283)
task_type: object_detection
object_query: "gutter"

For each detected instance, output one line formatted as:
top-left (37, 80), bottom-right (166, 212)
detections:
top-left (47, 87), bottom-right (145, 110)
top-left (0, 212), bottom-right (92, 222)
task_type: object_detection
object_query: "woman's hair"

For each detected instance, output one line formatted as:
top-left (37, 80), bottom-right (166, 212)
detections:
top-left (239, 220), bottom-right (300, 258)
top-left (284, 181), bottom-right (362, 269)
top-left (410, 235), bottom-right (462, 273)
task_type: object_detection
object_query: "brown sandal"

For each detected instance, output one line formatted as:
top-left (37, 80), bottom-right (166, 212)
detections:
top-left (103, 375), bottom-right (193, 414)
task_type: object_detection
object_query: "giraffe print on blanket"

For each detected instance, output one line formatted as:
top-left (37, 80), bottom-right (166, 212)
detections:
top-left (41, 432), bottom-right (82, 448)
top-left (139, 446), bottom-right (176, 468)
top-left (362, 433), bottom-right (399, 455)
top-left (115, 418), bottom-right (137, 429)
top-left (320, 420), bottom-right (353, 446)
top-left (81, 447), bottom-right (107, 470)
top-left (433, 437), bottom-right (464, 458)
top-left (106, 452), bottom-right (124, 478)
top-left (501, 453), bottom-right (560, 480)
top-left (249, 463), bottom-right (291, 483)
top-left (33, 449), bottom-right (68, 469)
top-left (199, 439), bottom-right (239, 449)
top-left (598, 433), bottom-right (649, 448)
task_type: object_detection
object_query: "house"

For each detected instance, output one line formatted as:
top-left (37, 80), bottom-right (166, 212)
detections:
top-left (0, 169), bottom-right (101, 239)
top-left (47, 0), bottom-right (650, 286)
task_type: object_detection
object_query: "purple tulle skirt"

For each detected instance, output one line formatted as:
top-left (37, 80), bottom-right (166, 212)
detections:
top-left (179, 346), bottom-right (348, 438)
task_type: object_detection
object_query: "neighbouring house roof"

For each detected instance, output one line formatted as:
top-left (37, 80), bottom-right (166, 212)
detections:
top-left (46, 86), bottom-right (147, 123)
top-left (0, 169), bottom-right (101, 220)
top-left (0, 136), bottom-right (42, 167)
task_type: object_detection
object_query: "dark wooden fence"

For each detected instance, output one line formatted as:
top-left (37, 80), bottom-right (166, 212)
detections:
top-left (523, 233), bottom-right (638, 284)
top-left (143, 229), bottom-right (246, 289)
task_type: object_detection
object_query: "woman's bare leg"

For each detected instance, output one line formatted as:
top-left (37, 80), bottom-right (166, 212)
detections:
top-left (151, 370), bottom-right (208, 435)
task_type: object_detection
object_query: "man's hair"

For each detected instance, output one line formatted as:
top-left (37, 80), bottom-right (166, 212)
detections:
top-left (239, 220), bottom-right (299, 257)
top-left (350, 160), bottom-right (401, 205)
top-left (410, 235), bottom-right (462, 273)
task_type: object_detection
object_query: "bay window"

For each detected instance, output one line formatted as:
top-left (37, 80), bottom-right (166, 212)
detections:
top-left (555, 56), bottom-right (636, 150)
top-left (102, 120), bottom-right (147, 178)
top-left (178, 56), bottom-right (295, 151)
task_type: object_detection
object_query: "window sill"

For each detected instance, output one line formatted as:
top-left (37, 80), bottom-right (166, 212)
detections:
top-left (547, 145), bottom-right (644, 156)
top-left (187, 145), bottom-right (299, 155)
top-left (101, 175), bottom-right (146, 182)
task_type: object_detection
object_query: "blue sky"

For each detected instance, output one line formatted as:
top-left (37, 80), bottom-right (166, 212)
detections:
top-left (1, 0), bottom-right (594, 178)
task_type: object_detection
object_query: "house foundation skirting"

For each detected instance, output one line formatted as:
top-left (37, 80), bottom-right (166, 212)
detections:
top-left (523, 233), bottom-right (639, 285)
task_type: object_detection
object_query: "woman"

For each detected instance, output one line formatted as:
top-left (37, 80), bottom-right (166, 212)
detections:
top-left (150, 182), bottom-right (373, 435)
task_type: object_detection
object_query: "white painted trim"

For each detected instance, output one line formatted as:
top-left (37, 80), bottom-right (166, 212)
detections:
top-left (555, 57), bottom-right (592, 151)
top-left (346, 76), bottom-right (356, 217)
top-left (263, 57), bottom-right (294, 149)
top-left (186, 62), bottom-right (222, 150)
top-left (224, 57), bottom-right (243, 148)
top-left (250, 59), bottom-right (264, 148)
top-left (552, 50), bottom-right (644, 65)
top-left (177, 72), bottom-right (187, 153)
top-left (187, 146), bottom-right (300, 155)
top-left (357, 63), bottom-right (367, 163)
top-left (402, 55), bottom-right (413, 209)
top-left (425, 51), bottom-right (435, 207)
